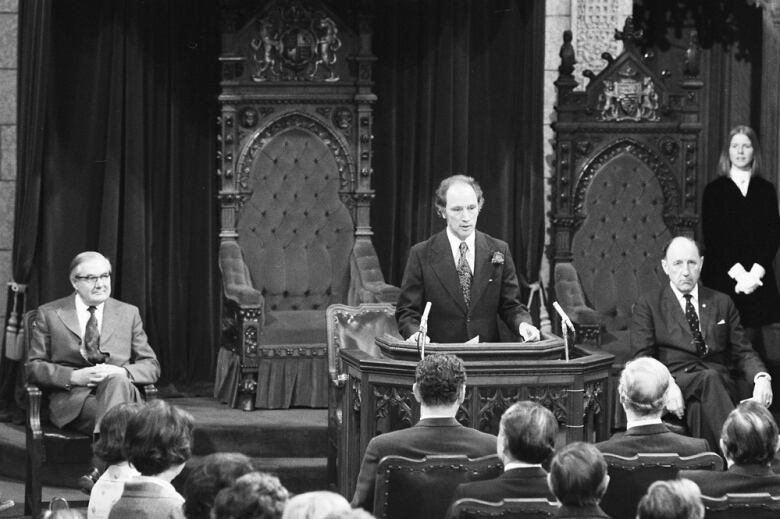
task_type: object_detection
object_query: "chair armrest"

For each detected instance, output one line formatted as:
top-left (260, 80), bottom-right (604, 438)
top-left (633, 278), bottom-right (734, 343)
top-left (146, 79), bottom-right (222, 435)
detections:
top-left (219, 241), bottom-right (264, 309)
top-left (141, 384), bottom-right (158, 400)
top-left (350, 240), bottom-right (400, 305)
top-left (553, 262), bottom-right (603, 344)
top-left (25, 383), bottom-right (43, 442)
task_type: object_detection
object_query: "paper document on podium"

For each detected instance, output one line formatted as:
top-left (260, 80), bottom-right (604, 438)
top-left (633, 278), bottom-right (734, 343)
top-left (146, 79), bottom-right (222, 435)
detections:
top-left (465, 335), bottom-right (479, 344)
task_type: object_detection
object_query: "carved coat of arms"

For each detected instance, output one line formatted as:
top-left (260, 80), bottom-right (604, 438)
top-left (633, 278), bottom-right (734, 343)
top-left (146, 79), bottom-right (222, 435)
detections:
top-left (597, 64), bottom-right (660, 122)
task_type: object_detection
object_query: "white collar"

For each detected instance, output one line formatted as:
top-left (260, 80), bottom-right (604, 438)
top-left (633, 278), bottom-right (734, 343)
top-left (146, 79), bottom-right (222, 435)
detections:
top-left (503, 460), bottom-right (544, 472)
top-left (626, 416), bottom-right (663, 430)
top-left (446, 226), bottom-right (476, 252)
top-left (75, 294), bottom-right (105, 313)
top-left (669, 283), bottom-right (699, 305)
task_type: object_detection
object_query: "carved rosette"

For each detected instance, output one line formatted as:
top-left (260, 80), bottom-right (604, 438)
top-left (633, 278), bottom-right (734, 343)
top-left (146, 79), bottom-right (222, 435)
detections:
top-left (250, 2), bottom-right (343, 82)
top-left (527, 386), bottom-right (569, 425)
top-left (583, 380), bottom-right (604, 419)
top-left (572, 139), bottom-right (681, 231)
top-left (374, 386), bottom-right (415, 429)
top-left (574, 324), bottom-right (602, 346)
top-left (351, 376), bottom-right (361, 413)
top-left (234, 112), bottom-right (356, 209)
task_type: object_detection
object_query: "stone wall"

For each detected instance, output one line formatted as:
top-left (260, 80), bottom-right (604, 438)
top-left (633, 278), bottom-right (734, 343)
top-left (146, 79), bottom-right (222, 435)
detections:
top-left (0, 0), bottom-right (16, 331)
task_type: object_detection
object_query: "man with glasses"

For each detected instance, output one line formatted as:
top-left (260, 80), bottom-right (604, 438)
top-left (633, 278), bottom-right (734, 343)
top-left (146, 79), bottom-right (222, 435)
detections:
top-left (26, 251), bottom-right (159, 489)
top-left (396, 175), bottom-right (540, 344)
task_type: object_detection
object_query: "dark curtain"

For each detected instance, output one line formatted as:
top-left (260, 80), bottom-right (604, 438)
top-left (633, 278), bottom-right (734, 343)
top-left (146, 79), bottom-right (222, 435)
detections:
top-left (371, 0), bottom-right (546, 292)
top-left (14, 0), bottom-right (219, 384)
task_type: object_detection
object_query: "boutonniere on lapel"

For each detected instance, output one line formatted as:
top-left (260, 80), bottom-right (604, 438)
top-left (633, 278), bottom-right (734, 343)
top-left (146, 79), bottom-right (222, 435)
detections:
top-left (489, 252), bottom-right (504, 283)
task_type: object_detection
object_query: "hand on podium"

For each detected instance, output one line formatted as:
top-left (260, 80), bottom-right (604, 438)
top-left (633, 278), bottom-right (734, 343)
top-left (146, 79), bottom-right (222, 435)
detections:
top-left (406, 331), bottom-right (430, 345)
top-left (518, 322), bottom-right (540, 342)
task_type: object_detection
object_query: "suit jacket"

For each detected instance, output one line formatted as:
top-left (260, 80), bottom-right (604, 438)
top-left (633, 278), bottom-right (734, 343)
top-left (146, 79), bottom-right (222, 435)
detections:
top-left (630, 284), bottom-right (766, 382)
top-left (350, 417), bottom-right (497, 511)
top-left (108, 478), bottom-right (185, 519)
top-left (680, 464), bottom-right (780, 496)
top-left (26, 295), bottom-right (160, 428)
top-left (448, 466), bottom-right (553, 509)
top-left (396, 230), bottom-right (531, 343)
top-left (595, 423), bottom-right (711, 455)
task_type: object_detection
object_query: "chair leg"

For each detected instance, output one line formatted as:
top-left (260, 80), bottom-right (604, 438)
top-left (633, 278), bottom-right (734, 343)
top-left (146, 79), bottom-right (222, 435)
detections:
top-left (25, 438), bottom-right (43, 517)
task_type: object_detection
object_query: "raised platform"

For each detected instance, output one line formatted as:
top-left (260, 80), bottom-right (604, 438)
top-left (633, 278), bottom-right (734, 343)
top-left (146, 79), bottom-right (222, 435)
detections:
top-left (0, 396), bottom-right (329, 500)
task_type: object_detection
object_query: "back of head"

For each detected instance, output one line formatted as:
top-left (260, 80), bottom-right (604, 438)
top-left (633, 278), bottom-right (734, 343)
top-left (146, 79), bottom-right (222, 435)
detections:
top-left (720, 400), bottom-right (779, 466)
top-left (619, 357), bottom-right (669, 417)
top-left (182, 452), bottom-right (255, 519)
top-left (414, 353), bottom-right (466, 407)
top-left (93, 402), bottom-right (143, 465)
top-left (124, 400), bottom-right (194, 476)
top-left (213, 471), bottom-right (289, 519)
top-left (549, 442), bottom-right (607, 507)
top-left (281, 491), bottom-right (350, 519)
top-left (500, 401), bottom-right (558, 464)
top-left (322, 509), bottom-right (376, 519)
top-left (636, 479), bottom-right (704, 519)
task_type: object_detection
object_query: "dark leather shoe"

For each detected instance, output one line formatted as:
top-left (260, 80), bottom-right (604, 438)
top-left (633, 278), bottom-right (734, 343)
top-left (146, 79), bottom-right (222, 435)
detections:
top-left (78, 467), bottom-right (100, 495)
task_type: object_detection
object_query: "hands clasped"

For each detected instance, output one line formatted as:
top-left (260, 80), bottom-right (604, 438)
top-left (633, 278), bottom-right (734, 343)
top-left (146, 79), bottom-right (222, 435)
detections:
top-left (70, 364), bottom-right (126, 387)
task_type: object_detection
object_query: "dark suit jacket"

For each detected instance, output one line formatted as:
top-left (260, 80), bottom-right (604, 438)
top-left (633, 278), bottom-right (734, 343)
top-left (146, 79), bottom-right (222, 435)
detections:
top-left (630, 284), bottom-right (766, 382)
top-left (447, 466), bottom-right (553, 516)
top-left (26, 295), bottom-right (160, 428)
top-left (595, 423), bottom-right (711, 455)
top-left (680, 464), bottom-right (780, 496)
top-left (396, 230), bottom-right (531, 343)
top-left (350, 417), bottom-right (497, 511)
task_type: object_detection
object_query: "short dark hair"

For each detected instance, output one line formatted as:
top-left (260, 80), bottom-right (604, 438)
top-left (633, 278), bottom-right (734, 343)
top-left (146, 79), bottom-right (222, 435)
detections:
top-left (93, 402), bottom-right (144, 465)
top-left (618, 357), bottom-right (669, 417)
top-left (500, 401), bottom-right (558, 464)
top-left (636, 479), bottom-right (704, 519)
top-left (549, 442), bottom-right (608, 506)
top-left (433, 175), bottom-right (484, 216)
top-left (414, 353), bottom-right (466, 406)
top-left (182, 452), bottom-right (256, 519)
top-left (213, 472), bottom-right (289, 519)
top-left (718, 125), bottom-right (762, 177)
top-left (720, 400), bottom-right (779, 466)
top-left (124, 400), bottom-right (194, 476)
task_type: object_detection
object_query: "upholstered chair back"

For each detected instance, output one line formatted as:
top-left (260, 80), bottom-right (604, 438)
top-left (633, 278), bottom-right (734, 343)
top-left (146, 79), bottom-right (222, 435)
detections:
top-left (237, 128), bottom-right (354, 312)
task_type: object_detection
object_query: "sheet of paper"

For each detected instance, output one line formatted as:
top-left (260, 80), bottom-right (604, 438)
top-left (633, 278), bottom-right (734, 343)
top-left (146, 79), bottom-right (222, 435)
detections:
top-left (465, 335), bottom-right (479, 344)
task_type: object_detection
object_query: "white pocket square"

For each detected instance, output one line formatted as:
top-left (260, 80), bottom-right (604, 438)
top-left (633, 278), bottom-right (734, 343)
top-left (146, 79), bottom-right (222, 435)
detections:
top-left (717, 319), bottom-right (726, 325)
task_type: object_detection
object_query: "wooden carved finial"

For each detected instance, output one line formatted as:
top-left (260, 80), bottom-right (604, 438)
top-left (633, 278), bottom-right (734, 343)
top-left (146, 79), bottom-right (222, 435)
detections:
top-left (559, 30), bottom-right (576, 76)
top-left (614, 17), bottom-right (643, 49)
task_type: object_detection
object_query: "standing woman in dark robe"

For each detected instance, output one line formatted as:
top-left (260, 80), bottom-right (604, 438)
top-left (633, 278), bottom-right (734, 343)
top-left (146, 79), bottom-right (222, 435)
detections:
top-left (702, 125), bottom-right (780, 374)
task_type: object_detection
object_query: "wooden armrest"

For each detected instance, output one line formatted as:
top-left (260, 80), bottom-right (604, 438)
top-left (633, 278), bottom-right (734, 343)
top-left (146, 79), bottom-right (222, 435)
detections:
top-left (25, 383), bottom-right (43, 441)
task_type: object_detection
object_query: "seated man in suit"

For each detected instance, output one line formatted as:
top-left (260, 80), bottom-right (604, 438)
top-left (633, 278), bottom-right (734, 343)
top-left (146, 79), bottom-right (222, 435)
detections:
top-left (548, 442), bottom-right (611, 519)
top-left (448, 400), bottom-right (556, 511)
top-left (350, 353), bottom-right (496, 511)
top-left (396, 174), bottom-right (540, 344)
top-left (680, 400), bottom-right (780, 496)
top-left (630, 236), bottom-right (772, 450)
top-left (26, 251), bottom-right (160, 487)
top-left (596, 357), bottom-right (710, 454)
top-left (636, 479), bottom-right (704, 519)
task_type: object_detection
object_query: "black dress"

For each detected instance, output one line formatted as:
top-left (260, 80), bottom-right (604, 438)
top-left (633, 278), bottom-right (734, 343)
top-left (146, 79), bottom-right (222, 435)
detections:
top-left (701, 175), bottom-right (780, 327)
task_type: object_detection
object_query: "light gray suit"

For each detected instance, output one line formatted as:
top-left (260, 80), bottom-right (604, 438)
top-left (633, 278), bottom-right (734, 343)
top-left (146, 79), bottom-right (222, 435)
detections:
top-left (26, 295), bottom-right (160, 429)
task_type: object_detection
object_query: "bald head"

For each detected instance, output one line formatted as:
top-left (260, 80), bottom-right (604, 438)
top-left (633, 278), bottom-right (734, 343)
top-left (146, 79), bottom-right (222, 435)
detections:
top-left (619, 357), bottom-right (670, 418)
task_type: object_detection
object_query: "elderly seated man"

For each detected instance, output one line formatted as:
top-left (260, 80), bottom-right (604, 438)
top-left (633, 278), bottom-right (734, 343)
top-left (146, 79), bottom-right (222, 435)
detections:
top-left (631, 236), bottom-right (772, 450)
top-left (680, 400), bottom-right (780, 496)
top-left (596, 357), bottom-right (710, 455)
top-left (447, 400), bottom-right (557, 512)
top-left (350, 353), bottom-right (496, 511)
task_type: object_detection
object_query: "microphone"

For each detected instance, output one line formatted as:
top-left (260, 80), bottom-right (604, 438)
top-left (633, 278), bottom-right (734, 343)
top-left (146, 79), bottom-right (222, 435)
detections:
top-left (552, 301), bottom-right (575, 332)
top-left (417, 302), bottom-right (432, 359)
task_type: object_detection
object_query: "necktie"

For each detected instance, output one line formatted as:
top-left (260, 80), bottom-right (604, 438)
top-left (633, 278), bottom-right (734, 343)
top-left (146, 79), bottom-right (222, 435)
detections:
top-left (457, 241), bottom-right (472, 307)
top-left (84, 306), bottom-right (107, 364)
top-left (683, 294), bottom-right (708, 357)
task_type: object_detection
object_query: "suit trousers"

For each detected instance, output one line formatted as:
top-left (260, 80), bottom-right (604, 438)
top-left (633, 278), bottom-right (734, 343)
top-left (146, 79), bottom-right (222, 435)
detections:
top-left (674, 368), bottom-right (735, 451)
top-left (69, 372), bottom-right (142, 435)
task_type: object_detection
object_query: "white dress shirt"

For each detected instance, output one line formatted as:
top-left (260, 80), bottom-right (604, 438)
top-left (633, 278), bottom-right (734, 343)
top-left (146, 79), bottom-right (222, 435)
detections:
top-left (668, 283), bottom-right (700, 323)
top-left (446, 227), bottom-right (475, 274)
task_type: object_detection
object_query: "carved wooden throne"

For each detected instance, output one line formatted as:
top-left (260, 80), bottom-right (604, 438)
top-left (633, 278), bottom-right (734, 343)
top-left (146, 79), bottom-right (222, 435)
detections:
top-left (215, 0), bottom-right (398, 410)
top-left (550, 19), bottom-right (704, 367)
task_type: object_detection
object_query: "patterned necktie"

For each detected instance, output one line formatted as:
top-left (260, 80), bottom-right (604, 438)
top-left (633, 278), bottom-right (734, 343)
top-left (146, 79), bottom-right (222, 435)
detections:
top-left (84, 306), bottom-right (107, 364)
top-left (683, 294), bottom-right (708, 357)
top-left (457, 241), bottom-right (472, 307)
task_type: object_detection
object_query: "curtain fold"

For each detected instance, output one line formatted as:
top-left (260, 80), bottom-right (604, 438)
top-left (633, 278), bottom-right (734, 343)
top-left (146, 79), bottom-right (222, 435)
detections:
top-left (371, 0), bottom-right (546, 294)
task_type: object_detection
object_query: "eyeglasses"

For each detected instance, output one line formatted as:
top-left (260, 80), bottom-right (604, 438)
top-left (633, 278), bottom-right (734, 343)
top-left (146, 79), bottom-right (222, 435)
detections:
top-left (75, 273), bottom-right (111, 285)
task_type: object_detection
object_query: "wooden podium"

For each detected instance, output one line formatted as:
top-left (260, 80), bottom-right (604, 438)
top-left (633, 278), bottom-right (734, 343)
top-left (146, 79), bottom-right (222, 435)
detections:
top-left (336, 334), bottom-right (614, 496)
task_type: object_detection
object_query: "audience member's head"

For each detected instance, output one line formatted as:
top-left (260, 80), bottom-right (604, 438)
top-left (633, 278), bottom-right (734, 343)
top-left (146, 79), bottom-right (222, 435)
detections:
top-left (548, 442), bottom-right (609, 507)
top-left (619, 357), bottom-right (670, 419)
top-left (183, 452), bottom-right (256, 519)
top-left (636, 479), bottom-right (704, 519)
top-left (720, 399), bottom-right (779, 467)
top-left (498, 400), bottom-right (558, 465)
top-left (413, 353), bottom-right (466, 408)
top-left (92, 402), bottom-right (143, 466)
top-left (212, 471), bottom-right (289, 519)
top-left (280, 491), bottom-right (350, 519)
top-left (124, 399), bottom-right (194, 479)
top-left (322, 509), bottom-right (376, 519)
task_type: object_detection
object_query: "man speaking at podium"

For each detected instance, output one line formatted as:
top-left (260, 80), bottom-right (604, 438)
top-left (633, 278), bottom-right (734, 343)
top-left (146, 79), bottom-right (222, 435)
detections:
top-left (396, 175), bottom-right (540, 344)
